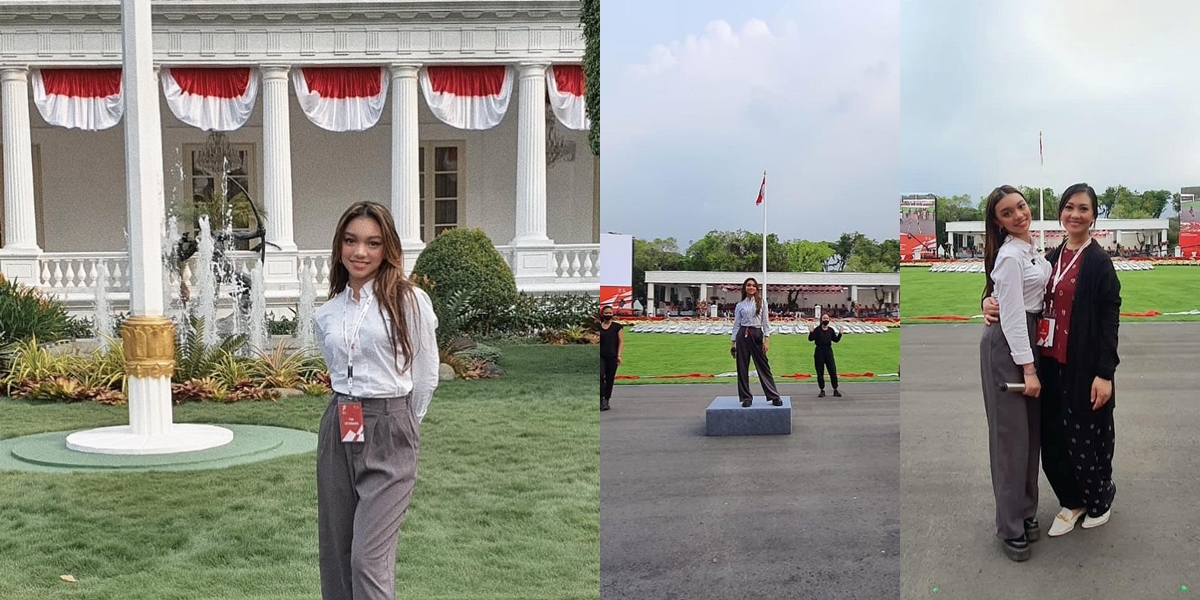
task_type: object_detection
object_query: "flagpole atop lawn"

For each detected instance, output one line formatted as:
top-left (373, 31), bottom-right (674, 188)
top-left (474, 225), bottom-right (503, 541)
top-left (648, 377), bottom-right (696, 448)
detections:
top-left (1039, 131), bottom-right (1045, 252)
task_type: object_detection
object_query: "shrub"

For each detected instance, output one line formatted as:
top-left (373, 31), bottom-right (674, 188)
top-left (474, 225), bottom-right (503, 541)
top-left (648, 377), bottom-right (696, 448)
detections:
top-left (0, 277), bottom-right (73, 349)
top-left (410, 228), bottom-right (518, 338)
top-left (458, 342), bottom-right (502, 365)
top-left (496, 293), bottom-right (599, 337)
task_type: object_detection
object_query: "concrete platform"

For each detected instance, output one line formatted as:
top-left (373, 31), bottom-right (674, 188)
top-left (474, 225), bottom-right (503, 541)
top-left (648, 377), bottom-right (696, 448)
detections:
top-left (705, 396), bottom-right (791, 436)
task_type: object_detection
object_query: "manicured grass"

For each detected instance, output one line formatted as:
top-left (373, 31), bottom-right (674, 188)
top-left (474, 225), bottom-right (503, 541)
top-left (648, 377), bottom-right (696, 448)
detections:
top-left (900, 266), bottom-right (1200, 323)
top-left (615, 329), bottom-right (899, 384)
top-left (0, 345), bottom-right (599, 600)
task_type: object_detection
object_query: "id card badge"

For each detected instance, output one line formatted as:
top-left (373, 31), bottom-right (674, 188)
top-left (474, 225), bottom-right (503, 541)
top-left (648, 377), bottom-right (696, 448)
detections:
top-left (1036, 318), bottom-right (1055, 348)
top-left (339, 400), bottom-right (365, 443)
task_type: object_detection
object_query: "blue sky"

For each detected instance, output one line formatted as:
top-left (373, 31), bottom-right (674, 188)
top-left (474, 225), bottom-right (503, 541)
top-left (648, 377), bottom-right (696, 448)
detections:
top-left (600, 0), bottom-right (900, 248)
top-left (902, 0), bottom-right (1200, 212)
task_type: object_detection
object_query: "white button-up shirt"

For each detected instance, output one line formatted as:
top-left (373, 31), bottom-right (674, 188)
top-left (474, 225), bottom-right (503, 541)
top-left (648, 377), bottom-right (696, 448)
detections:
top-left (314, 279), bottom-right (441, 422)
top-left (730, 298), bottom-right (771, 340)
top-left (990, 236), bottom-right (1050, 365)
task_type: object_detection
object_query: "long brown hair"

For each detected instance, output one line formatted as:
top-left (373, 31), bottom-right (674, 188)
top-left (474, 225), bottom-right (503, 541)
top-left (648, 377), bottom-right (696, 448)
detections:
top-left (328, 202), bottom-right (418, 367)
top-left (741, 277), bottom-right (762, 316)
top-left (982, 185), bottom-right (1026, 299)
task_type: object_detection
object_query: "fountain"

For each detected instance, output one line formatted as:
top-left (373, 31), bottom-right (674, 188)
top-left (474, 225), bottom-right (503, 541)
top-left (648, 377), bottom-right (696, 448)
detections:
top-left (93, 263), bottom-right (112, 341)
top-left (249, 263), bottom-right (267, 352)
top-left (296, 262), bottom-right (316, 351)
top-left (194, 217), bottom-right (219, 346)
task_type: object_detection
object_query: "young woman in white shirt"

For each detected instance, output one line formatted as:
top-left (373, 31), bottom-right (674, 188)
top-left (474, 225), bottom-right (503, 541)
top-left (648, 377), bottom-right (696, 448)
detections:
top-left (979, 185), bottom-right (1050, 563)
top-left (313, 201), bottom-right (440, 600)
top-left (729, 277), bottom-right (782, 407)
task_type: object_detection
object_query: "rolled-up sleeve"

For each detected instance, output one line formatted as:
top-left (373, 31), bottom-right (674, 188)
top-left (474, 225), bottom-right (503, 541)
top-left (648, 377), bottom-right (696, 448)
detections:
top-left (992, 255), bottom-right (1035, 366)
top-left (408, 288), bottom-right (441, 423)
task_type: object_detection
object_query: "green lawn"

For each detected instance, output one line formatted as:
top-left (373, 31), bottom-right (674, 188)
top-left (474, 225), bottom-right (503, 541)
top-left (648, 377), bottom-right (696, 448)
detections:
top-left (615, 329), bottom-right (899, 384)
top-left (900, 266), bottom-right (1200, 323)
top-left (0, 345), bottom-right (598, 600)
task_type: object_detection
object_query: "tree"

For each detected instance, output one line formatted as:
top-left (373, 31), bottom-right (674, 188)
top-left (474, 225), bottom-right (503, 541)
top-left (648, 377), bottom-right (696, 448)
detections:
top-left (1016, 186), bottom-right (1057, 222)
top-left (831, 232), bottom-right (857, 271)
top-left (632, 237), bottom-right (684, 301)
top-left (934, 194), bottom-right (979, 251)
top-left (1107, 187), bottom-right (1170, 219)
top-left (785, 240), bottom-right (834, 272)
top-left (844, 235), bottom-right (894, 273)
top-left (879, 239), bottom-right (900, 271)
top-left (581, 0), bottom-right (600, 156)
top-left (683, 230), bottom-right (787, 273)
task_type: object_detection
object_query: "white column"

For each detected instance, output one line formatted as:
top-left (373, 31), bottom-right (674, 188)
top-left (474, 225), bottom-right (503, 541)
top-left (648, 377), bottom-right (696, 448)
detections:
top-left (512, 62), bottom-right (552, 247)
top-left (647, 284), bottom-right (655, 316)
top-left (260, 66), bottom-right (297, 253)
top-left (0, 68), bottom-right (40, 253)
top-left (390, 64), bottom-right (423, 269)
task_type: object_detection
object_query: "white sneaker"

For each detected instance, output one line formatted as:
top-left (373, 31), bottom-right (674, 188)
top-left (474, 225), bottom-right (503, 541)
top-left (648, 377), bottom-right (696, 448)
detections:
top-left (1048, 507), bottom-right (1084, 537)
top-left (1082, 508), bottom-right (1111, 529)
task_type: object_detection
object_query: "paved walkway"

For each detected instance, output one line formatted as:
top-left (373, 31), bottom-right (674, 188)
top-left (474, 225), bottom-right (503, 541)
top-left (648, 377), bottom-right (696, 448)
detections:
top-left (601, 382), bottom-right (900, 600)
top-left (901, 322), bottom-right (1200, 599)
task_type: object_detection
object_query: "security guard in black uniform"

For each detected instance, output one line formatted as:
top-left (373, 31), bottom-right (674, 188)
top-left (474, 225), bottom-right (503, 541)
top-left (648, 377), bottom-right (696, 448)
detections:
top-left (808, 317), bottom-right (843, 397)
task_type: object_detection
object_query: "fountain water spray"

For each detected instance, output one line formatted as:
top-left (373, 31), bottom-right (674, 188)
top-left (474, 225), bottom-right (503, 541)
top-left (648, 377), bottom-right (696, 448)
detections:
top-left (194, 217), bottom-right (219, 346)
top-left (296, 261), bottom-right (316, 351)
top-left (93, 263), bottom-right (112, 341)
top-left (249, 263), bottom-right (267, 352)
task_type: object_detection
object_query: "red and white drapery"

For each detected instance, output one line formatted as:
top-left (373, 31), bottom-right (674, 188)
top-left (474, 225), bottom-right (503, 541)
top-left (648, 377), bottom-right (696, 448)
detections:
top-left (292, 67), bottom-right (389, 132)
top-left (162, 67), bottom-right (259, 131)
top-left (546, 65), bottom-right (588, 131)
top-left (420, 66), bottom-right (513, 130)
top-left (32, 68), bottom-right (124, 130)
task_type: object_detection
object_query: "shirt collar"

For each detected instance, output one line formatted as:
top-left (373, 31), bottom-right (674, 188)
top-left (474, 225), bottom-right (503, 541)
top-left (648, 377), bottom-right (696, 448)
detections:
top-left (346, 279), bottom-right (376, 302)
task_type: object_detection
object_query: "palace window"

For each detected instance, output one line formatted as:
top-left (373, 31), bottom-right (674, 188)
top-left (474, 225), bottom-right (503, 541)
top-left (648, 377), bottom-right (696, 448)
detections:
top-left (419, 142), bottom-right (465, 242)
top-left (181, 141), bottom-right (258, 251)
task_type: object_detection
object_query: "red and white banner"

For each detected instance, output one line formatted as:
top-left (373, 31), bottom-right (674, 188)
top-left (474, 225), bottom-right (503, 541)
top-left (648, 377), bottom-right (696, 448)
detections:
top-left (32, 68), bottom-right (123, 130)
top-left (162, 67), bottom-right (258, 131)
top-left (420, 66), bottom-right (513, 130)
top-left (546, 65), bottom-right (588, 131)
top-left (293, 67), bottom-right (389, 132)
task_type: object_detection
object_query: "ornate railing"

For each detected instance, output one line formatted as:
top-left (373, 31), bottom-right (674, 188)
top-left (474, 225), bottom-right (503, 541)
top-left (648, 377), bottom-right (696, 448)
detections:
top-left (31, 244), bottom-right (599, 309)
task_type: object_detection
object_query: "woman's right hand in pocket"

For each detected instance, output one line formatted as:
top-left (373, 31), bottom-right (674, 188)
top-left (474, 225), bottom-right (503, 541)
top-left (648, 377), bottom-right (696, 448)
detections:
top-left (1022, 372), bottom-right (1041, 398)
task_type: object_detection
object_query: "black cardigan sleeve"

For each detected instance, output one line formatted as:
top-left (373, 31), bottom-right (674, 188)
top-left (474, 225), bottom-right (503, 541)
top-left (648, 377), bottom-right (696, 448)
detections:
top-left (1094, 251), bottom-right (1122, 380)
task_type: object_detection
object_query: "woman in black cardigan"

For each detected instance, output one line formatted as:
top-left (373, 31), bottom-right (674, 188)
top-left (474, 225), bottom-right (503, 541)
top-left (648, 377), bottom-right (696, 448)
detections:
top-left (985, 183), bottom-right (1122, 538)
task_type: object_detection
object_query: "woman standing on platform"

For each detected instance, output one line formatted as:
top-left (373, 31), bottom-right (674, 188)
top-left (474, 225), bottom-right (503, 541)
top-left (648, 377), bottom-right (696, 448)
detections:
top-left (978, 185), bottom-right (1050, 562)
top-left (730, 277), bottom-right (782, 408)
top-left (985, 183), bottom-right (1122, 540)
top-left (599, 304), bottom-right (624, 411)
top-left (313, 201), bottom-right (441, 600)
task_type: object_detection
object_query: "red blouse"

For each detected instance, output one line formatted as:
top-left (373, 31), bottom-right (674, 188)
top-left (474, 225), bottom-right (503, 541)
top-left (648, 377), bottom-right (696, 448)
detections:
top-left (1041, 247), bottom-right (1082, 364)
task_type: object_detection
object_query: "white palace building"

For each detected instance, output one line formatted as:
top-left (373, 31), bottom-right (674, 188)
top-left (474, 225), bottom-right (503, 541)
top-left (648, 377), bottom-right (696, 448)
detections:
top-left (0, 0), bottom-right (598, 313)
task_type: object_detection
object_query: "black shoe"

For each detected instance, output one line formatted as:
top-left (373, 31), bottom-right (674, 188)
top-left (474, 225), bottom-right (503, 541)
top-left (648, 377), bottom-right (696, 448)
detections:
top-left (818, 390), bottom-right (826, 398)
top-left (741, 399), bottom-right (753, 408)
top-left (771, 398), bottom-right (782, 406)
top-left (1024, 517), bottom-right (1040, 542)
top-left (833, 389), bottom-right (842, 397)
top-left (1001, 534), bottom-right (1031, 562)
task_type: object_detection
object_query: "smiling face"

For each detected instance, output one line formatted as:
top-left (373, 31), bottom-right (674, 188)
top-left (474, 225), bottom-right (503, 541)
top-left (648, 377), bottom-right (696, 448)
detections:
top-left (1060, 191), bottom-right (1096, 236)
top-left (743, 279), bottom-right (758, 298)
top-left (992, 192), bottom-right (1032, 236)
top-left (340, 215), bottom-right (384, 289)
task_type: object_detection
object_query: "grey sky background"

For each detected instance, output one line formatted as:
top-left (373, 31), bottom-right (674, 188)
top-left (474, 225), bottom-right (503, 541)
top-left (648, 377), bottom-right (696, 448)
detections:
top-left (902, 0), bottom-right (1200, 214)
top-left (599, 0), bottom-right (900, 249)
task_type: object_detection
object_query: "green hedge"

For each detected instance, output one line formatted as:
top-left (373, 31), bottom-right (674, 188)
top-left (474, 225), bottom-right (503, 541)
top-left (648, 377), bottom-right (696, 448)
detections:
top-left (411, 228), bottom-right (519, 339)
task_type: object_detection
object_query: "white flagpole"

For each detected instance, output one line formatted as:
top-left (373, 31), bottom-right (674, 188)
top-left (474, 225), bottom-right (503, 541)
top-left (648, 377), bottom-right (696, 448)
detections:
top-left (1039, 131), bottom-right (1045, 252)
top-left (761, 170), bottom-right (767, 316)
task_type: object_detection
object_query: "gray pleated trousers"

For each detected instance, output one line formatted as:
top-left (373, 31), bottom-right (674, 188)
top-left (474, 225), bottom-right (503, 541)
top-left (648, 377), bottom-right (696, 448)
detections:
top-left (979, 312), bottom-right (1040, 540)
top-left (318, 393), bottom-right (420, 600)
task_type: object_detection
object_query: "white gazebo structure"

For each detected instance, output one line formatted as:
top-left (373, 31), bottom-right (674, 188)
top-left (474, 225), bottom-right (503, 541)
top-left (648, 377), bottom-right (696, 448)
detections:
top-left (644, 270), bottom-right (900, 317)
top-left (0, 0), bottom-right (599, 318)
top-left (945, 218), bottom-right (1173, 257)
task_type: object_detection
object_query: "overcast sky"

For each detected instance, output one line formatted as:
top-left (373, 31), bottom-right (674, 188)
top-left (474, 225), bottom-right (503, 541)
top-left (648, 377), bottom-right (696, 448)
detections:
top-left (600, 0), bottom-right (900, 249)
top-left (902, 0), bottom-right (1200, 213)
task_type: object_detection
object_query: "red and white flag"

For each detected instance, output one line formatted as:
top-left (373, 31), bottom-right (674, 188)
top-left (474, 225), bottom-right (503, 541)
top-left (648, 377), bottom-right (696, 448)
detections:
top-left (162, 67), bottom-right (258, 131)
top-left (293, 67), bottom-right (389, 132)
top-left (546, 65), bottom-right (588, 131)
top-left (755, 173), bottom-right (766, 205)
top-left (420, 66), bottom-right (513, 130)
top-left (32, 68), bottom-right (123, 130)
